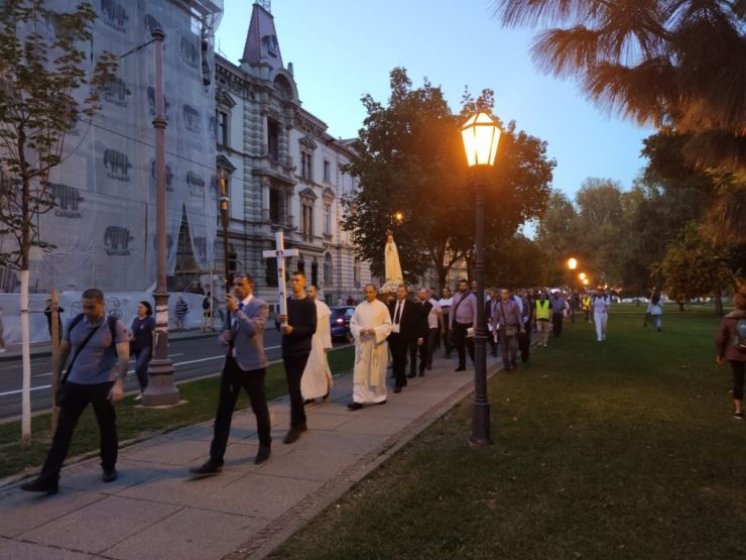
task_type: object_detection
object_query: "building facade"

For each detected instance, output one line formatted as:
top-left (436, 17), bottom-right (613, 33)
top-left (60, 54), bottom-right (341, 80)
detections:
top-left (0, 0), bottom-right (371, 308)
top-left (214, 3), bottom-right (371, 307)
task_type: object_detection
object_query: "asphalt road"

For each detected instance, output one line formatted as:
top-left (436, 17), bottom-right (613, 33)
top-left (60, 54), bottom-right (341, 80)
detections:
top-left (0, 330), bottom-right (289, 421)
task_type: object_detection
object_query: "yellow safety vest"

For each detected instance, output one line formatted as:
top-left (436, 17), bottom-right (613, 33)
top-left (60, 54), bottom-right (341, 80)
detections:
top-left (582, 296), bottom-right (591, 311)
top-left (535, 299), bottom-right (551, 321)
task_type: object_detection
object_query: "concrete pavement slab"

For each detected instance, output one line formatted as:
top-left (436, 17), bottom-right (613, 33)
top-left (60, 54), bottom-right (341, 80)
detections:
top-left (0, 538), bottom-right (97, 559)
top-left (114, 468), bottom-right (245, 507)
top-left (0, 487), bottom-right (103, 538)
top-left (257, 448), bottom-right (361, 482)
top-left (124, 438), bottom-right (212, 466)
top-left (104, 507), bottom-right (268, 560)
top-left (199, 473), bottom-right (324, 520)
top-left (20, 495), bottom-right (180, 554)
top-left (59, 458), bottom-right (171, 494)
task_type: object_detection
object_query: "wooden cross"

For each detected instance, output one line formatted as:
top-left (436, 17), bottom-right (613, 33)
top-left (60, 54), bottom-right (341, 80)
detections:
top-left (262, 231), bottom-right (298, 325)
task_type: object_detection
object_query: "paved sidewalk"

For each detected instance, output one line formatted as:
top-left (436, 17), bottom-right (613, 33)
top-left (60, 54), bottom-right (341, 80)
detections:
top-left (0, 353), bottom-right (504, 560)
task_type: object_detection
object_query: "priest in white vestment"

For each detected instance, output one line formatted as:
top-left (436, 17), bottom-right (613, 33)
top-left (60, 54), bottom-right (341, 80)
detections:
top-left (347, 284), bottom-right (393, 410)
top-left (301, 285), bottom-right (333, 402)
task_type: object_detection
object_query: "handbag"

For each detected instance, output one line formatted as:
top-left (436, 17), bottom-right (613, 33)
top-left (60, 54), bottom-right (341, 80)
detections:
top-left (499, 304), bottom-right (517, 337)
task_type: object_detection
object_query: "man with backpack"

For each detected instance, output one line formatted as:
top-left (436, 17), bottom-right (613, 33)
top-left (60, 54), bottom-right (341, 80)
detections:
top-left (716, 292), bottom-right (746, 420)
top-left (21, 288), bottom-right (129, 495)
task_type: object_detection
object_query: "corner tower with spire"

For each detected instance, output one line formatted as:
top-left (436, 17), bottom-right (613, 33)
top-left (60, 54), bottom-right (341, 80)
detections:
top-left (241, 1), bottom-right (284, 77)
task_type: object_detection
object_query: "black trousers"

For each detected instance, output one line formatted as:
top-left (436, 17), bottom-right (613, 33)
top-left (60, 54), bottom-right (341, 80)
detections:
top-left (423, 328), bottom-right (439, 370)
top-left (731, 360), bottom-right (746, 400)
top-left (283, 351), bottom-right (311, 429)
top-left (552, 312), bottom-right (564, 337)
top-left (452, 322), bottom-right (475, 368)
top-left (210, 354), bottom-right (271, 463)
top-left (518, 325), bottom-right (531, 363)
top-left (388, 332), bottom-right (414, 387)
top-left (42, 381), bottom-right (117, 480)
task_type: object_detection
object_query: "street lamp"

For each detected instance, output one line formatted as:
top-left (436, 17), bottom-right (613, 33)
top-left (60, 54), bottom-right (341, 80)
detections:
top-left (461, 111), bottom-right (501, 447)
top-left (392, 211), bottom-right (404, 225)
top-left (578, 272), bottom-right (586, 281)
top-left (143, 28), bottom-right (179, 406)
top-left (567, 258), bottom-right (578, 271)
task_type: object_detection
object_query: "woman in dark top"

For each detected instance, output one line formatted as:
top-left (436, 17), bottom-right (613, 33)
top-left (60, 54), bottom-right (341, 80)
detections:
top-left (716, 292), bottom-right (746, 420)
top-left (130, 301), bottom-right (155, 400)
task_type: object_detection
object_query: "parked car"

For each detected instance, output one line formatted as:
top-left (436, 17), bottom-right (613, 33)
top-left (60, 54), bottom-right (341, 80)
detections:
top-left (330, 306), bottom-right (355, 341)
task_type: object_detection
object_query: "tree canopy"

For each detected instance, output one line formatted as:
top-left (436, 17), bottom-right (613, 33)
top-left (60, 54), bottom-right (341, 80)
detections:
top-left (0, 0), bottom-right (117, 270)
top-left (493, 0), bottom-right (746, 173)
top-left (343, 68), bottom-right (555, 289)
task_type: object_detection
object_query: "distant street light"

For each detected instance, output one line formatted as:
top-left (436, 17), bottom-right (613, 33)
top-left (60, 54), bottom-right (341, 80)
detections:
top-left (393, 211), bottom-right (404, 224)
top-left (460, 111), bottom-right (501, 447)
top-left (578, 272), bottom-right (587, 281)
top-left (567, 258), bottom-right (578, 270)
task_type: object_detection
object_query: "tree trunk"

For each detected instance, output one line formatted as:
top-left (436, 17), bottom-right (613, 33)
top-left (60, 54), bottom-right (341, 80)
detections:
top-left (20, 269), bottom-right (31, 446)
top-left (677, 300), bottom-right (685, 312)
top-left (714, 290), bottom-right (724, 317)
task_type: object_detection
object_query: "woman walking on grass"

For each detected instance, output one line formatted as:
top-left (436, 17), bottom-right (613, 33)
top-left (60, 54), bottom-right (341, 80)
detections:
top-left (716, 292), bottom-right (746, 420)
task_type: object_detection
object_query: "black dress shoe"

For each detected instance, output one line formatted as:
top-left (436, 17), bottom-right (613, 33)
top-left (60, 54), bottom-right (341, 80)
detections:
top-left (418, 371), bottom-right (425, 377)
top-left (254, 446), bottom-right (271, 464)
top-left (283, 426), bottom-right (306, 444)
top-left (304, 398), bottom-right (316, 405)
top-left (20, 477), bottom-right (58, 495)
top-left (347, 401), bottom-right (364, 411)
top-left (407, 373), bottom-right (416, 379)
top-left (102, 468), bottom-right (118, 483)
top-left (189, 460), bottom-right (223, 476)
top-left (393, 385), bottom-right (402, 394)
top-left (454, 367), bottom-right (466, 371)
top-left (376, 400), bottom-right (387, 405)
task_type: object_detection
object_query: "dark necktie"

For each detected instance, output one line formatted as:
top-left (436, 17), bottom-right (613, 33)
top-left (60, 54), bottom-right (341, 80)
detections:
top-left (238, 302), bottom-right (245, 312)
top-left (394, 301), bottom-right (402, 324)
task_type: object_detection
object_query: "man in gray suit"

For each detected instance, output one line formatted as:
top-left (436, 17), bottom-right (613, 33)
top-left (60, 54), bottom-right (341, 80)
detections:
top-left (190, 273), bottom-right (271, 476)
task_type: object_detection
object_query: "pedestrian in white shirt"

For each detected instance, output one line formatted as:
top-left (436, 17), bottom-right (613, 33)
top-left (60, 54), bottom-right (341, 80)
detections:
top-left (592, 289), bottom-right (611, 341)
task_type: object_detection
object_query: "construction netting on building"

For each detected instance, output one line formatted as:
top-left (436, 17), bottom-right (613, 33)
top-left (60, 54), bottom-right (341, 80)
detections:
top-left (16, 0), bottom-right (223, 294)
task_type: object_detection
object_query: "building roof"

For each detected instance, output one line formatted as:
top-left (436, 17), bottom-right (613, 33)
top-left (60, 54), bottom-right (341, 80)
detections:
top-left (241, 2), bottom-right (283, 74)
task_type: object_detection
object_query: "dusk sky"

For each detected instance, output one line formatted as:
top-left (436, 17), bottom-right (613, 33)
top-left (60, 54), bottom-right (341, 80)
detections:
top-left (215, 0), bottom-right (655, 201)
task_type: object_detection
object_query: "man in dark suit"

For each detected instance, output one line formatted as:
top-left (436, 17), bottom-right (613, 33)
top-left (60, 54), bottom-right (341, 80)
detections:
top-left (388, 285), bottom-right (425, 393)
top-left (276, 271), bottom-right (317, 444)
top-left (190, 273), bottom-right (271, 476)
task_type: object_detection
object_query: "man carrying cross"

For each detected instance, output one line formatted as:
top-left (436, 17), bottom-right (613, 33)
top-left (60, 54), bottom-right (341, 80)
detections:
top-left (276, 270), bottom-right (317, 444)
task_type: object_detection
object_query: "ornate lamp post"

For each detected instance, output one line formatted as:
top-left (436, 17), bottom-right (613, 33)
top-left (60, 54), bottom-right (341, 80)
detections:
top-left (143, 28), bottom-right (179, 406)
top-left (460, 111), bottom-right (501, 447)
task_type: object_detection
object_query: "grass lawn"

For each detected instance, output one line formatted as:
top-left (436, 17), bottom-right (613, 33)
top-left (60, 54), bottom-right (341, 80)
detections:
top-left (0, 345), bottom-right (354, 480)
top-left (271, 305), bottom-right (746, 560)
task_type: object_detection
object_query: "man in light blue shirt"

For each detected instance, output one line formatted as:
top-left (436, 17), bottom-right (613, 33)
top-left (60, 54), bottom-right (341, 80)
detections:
top-left (22, 288), bottom-right (129, 495)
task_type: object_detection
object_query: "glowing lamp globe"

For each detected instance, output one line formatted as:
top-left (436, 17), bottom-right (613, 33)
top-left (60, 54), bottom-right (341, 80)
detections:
top-left (567, 258), bottom-right (578, 270)
top-left (461, 112), bottom-right (501, 167)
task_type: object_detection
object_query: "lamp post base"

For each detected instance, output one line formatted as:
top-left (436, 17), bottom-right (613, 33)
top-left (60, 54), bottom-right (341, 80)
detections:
top-left (469, 402), bottom-right (493, 447)
top-left (142, 358), bottom-right (180, 406)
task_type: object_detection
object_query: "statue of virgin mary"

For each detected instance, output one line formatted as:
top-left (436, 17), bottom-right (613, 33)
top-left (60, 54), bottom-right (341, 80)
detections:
top-left (381, 232), bottom-right (403, 294)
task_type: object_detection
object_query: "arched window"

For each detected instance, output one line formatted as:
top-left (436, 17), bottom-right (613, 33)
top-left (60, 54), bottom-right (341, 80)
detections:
top-left (324, 253), bottom-right (333, 286)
